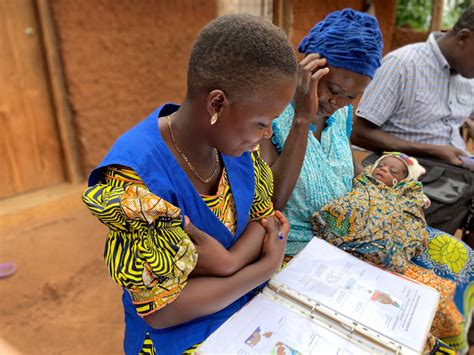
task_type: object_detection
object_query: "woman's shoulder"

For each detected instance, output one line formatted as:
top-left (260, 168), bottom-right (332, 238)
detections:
top-left (84, 165), bottom-right (196, 318)
top-left (271, 103), bottom-right (295, 152)
top-left (330, 105), bottom-right (353, 138)
top-left (83, 166), bottom-right (181, 227)
top-left (249, 149), bottom-right (275, 220)
top-left (89, 105), bottom-right (177, 187)
top-left (250, 149), bottom-right (272, 180)
top-left (272, 104), bottom-right (295, 131)
top-left (332, 105), bottom-right (352, 123)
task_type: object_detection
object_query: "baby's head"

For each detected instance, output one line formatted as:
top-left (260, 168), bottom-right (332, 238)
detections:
top-left (371, 152), bottom-right (425, 187)
top-left (372, 156), bottom-right (407, 186)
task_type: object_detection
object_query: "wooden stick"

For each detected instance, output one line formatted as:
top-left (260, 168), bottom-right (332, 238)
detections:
top-left (272, 0), bottom-right (291, 34)
top-left (430, 0), bottom-right (444, 32)
top-left (35, 0), bottom-right (82, 183)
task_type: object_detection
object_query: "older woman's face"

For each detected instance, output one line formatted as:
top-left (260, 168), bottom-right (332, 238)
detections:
top-left (316, 65), bottom-right (371, 117)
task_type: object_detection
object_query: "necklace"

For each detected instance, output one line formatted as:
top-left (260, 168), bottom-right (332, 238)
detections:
top-left (167, 115), bottom-right (220, 184)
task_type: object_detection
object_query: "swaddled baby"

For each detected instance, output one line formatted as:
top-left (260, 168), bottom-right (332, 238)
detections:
top-left (311, 152), bottom-right (429, 273)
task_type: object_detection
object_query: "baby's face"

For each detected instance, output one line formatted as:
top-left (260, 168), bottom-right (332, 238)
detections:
top-left (372, 156), bottom-right (407, 186)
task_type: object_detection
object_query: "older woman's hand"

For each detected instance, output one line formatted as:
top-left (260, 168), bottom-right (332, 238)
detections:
top-left (294, 53), bottom-right (329, 123)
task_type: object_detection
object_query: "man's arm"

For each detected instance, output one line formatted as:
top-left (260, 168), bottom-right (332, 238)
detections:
top-left (351, 116), bottom-right (466, 165)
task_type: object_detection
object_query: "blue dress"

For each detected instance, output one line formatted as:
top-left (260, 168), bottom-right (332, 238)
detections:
top-left (87, 104), bottom-right (257, 354)
top-left (272, 103), bottom-right (354, 255)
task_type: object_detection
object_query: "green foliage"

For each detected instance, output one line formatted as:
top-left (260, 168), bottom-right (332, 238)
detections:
top-left (396, 0), bottom-right (472, 32)
top-left (396, 0), bottom-right (432, 31)
top-left (443, 0), bottom-right (471, 28)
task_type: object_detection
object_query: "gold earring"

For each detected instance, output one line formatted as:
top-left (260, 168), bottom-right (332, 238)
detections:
top-left (210, 113), bottom-right (218, 125)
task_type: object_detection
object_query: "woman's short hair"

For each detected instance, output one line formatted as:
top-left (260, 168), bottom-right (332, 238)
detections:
top-left (187, 14), bottom-right (297, 101)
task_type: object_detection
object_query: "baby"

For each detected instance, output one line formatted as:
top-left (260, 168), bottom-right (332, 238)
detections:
top-left (311, 152), bottom-right (429, 273)
top-left (371, 152), bottom-right (430, 208)
top-left (372, 155), bottom-right (410, 186)
top-left (372, 152), bottom-right (427, 185)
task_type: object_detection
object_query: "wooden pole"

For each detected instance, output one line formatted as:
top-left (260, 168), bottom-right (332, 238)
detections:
top-left (35, 0), bottom-right (82, 183)
top-left (272, 0), bottom-right (291, 34)
top-left (430, 0), bottom-right (444, 32)
top-left (365, 0), bottom-right (376, 16)
top-left (217, 0), bottom-right (240, 16)
top-left (273, 0), bottom-right (283, 27)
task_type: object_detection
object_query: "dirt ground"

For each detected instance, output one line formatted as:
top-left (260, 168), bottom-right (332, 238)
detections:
top-left (0, 184), bottom-right (123, 354)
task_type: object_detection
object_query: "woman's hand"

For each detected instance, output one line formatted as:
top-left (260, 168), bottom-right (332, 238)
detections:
top-left (144, 212), bottom-right (289, 330)
top-left (261, 56), bottom-right (329, 211)
top-left (293, 53), bottom-right (329, 123)
top-left (184, 216), bottom-right (235, 277)
top-left (260, 211), bottom-right (289, 274)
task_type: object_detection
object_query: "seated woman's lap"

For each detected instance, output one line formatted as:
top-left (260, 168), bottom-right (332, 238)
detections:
top-left (411, 227), bottom-right (473, 347)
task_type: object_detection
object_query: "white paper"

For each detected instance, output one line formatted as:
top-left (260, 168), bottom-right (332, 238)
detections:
top-left (273, 238), bottom-right (439, 353)
top-left (198, 294), bottom-right (371, 355)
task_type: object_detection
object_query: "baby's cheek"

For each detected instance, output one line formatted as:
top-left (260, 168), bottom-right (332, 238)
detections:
top-left (382, 176), bottom-right (393, 186)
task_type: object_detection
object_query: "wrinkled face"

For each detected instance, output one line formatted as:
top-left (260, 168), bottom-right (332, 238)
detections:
top-left (455, 29), bottom-right (474, 78)
top-left (317, 65), bottom-right (371, 117)
top-left (210, 78), bottom-right (297, 156)
top-left (372, 156), bottom-right (408, 186)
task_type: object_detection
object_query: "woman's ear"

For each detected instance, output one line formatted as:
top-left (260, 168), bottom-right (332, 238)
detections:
top-left (206, 90), bottom-right (228, 117)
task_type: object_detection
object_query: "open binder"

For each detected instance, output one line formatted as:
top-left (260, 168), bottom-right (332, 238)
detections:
top-left (198, 238), bottom-right (440, 354)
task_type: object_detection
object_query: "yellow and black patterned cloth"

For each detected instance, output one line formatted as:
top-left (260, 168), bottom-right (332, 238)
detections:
top-left (82, 151), bottom-right (274, 352)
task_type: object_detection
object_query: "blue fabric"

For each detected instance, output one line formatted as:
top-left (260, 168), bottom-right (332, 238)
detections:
top-left (122, 291), bottom-right (254, 355)
top-left (272, 104), bottom-right (354, 255)
top-left (298, 8), bottom-right (383, 79)
top-left (272, 106), bottom-right (352, 153)
top-left (89, 104), bottom-right (256, 354)
top-left (345, 107), bottom-right (353, 137)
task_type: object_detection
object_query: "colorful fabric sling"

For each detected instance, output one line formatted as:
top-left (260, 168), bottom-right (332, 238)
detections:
top-left (311, 166), bottom-right (429, 273)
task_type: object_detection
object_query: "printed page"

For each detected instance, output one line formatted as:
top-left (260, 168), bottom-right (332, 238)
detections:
top-left (198, 294), bottom-right (371, 355)
top-left (272, 238), bottom-right (439, 353)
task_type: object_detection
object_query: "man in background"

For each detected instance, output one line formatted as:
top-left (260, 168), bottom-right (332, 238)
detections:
top-left (352, 6), bottom-right (474, 236)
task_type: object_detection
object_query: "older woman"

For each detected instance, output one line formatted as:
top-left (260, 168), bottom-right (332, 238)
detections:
top-left (260, 8), bottom-right (473, 352)
top-left (83, 14), bottom-right (299, 354)
top-left (260, 9), bottom-right (381, 254)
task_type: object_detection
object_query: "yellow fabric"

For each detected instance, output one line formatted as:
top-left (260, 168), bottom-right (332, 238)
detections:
top-left (404, 263), bottom-right (463, 341)
top-left (82, 151), bottom-right (274, 318)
